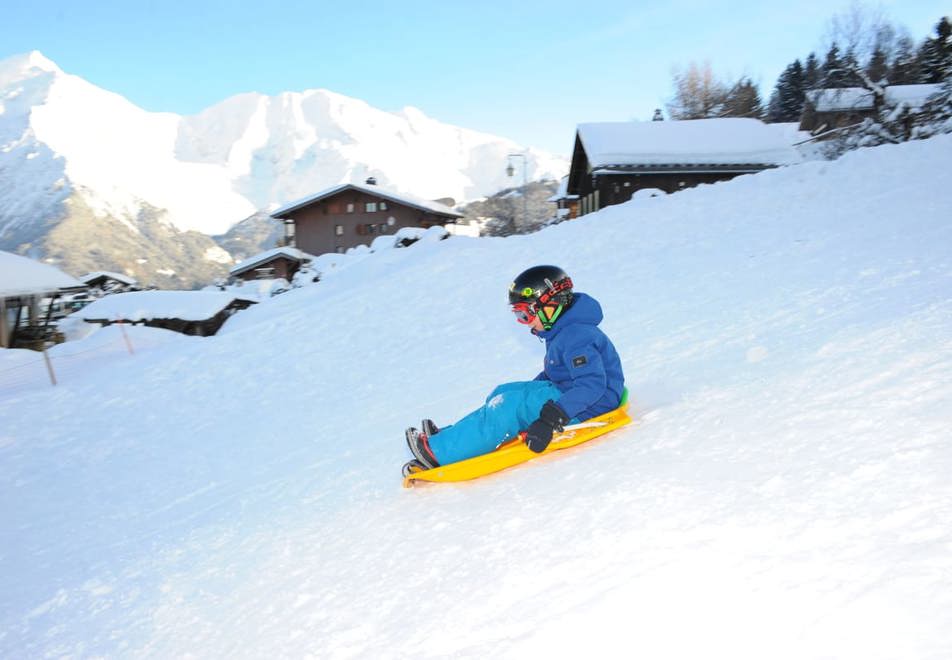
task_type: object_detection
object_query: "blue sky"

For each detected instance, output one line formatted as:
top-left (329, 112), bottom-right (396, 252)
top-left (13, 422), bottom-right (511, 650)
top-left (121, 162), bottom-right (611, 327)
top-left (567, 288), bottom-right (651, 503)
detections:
top-left (2, 0), bottom-right (947, 154)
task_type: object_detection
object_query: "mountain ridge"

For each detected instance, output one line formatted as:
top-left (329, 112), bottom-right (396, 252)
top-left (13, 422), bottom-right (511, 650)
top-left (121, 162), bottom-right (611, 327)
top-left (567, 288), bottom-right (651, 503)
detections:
top-left (0, 50), bottom-right (568, 287)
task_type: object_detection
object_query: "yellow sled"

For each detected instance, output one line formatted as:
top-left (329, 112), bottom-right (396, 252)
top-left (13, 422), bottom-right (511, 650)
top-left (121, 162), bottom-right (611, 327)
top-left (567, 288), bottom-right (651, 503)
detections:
top-left (402, 391), bottom-right (632, 487)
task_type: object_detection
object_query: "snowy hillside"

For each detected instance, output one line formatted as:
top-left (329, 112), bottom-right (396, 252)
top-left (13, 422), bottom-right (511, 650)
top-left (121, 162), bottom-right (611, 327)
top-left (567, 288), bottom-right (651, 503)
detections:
top-left (2, 134), bottom-right (951, 658)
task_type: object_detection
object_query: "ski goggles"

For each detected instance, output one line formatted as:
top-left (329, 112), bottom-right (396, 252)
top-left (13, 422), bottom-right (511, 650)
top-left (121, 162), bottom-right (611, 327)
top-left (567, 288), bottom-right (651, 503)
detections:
top-left (510, 301), bottom-right (537, 324)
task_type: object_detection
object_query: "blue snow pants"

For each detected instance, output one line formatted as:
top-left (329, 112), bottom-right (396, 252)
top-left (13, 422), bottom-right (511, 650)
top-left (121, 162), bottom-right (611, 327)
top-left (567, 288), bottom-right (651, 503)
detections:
top-left (427, 380), bottom-right (565, 466)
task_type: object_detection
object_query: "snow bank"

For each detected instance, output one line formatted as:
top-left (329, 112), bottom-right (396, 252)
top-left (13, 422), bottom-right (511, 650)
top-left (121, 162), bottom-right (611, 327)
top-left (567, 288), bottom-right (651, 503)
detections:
top-left (2, 134), bottom-right (951, 658)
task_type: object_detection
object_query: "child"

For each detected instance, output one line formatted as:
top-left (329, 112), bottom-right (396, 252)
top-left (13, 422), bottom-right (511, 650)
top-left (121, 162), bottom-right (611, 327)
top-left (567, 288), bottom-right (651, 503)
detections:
top-left (406, 265), bottom-right (625, 470)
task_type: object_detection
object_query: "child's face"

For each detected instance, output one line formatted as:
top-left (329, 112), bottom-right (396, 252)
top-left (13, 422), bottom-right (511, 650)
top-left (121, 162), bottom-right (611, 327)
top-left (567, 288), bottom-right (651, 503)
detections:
top-left (511, 302), bottom-right (555, 331)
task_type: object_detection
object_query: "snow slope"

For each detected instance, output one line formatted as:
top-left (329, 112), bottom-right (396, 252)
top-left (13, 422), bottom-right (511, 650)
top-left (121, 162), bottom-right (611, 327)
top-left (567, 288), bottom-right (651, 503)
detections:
top-left (1, 135), bottom-right (951, 658)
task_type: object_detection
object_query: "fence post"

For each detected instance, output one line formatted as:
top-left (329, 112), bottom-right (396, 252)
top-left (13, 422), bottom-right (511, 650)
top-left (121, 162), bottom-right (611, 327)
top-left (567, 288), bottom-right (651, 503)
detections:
top-left (42, 348), bottom-right (57, 386)
top-left (118, 318), bottom-right (135, 355)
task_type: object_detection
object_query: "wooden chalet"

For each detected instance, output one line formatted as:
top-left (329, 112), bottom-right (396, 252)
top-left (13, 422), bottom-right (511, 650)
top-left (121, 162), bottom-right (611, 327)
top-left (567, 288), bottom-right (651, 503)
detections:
top-left (229, 247), bottom-right (316, 282)
top-left (567, 119), bottom-right (799, 216)
top-left (799, 84), bottom-right (943, 138)
top-left (0, 251), bottom-right (87, 349)
top-left (271, 178), bottom-right (463, 255)
top-left (80, 271), bottom-right (140, 293)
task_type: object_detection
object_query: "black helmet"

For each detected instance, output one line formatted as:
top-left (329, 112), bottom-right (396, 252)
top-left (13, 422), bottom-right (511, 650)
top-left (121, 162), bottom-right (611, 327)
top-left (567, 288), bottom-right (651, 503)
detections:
top-left (508, 265), bottom-right (574, 329)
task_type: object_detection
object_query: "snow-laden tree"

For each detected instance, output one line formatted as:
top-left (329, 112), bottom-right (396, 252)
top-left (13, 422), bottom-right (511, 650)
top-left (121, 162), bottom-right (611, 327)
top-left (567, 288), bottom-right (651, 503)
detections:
top-left (820, 55), bottom-right (951, 158)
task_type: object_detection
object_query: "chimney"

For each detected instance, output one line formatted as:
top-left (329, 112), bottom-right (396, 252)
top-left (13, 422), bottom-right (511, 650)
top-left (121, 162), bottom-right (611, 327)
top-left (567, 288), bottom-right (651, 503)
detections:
top-left (365, 176), bottom-right (377, 186)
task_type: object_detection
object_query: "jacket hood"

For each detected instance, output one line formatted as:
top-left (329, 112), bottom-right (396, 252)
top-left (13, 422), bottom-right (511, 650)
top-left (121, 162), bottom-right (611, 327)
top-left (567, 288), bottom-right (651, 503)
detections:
top-left (535, 292), bottom-right (602, 339)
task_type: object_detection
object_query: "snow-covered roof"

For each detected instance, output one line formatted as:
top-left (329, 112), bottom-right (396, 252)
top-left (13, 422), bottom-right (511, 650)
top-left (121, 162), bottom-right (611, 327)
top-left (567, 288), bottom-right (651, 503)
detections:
top-left (806, 84), bottom-right (944, 114)
top-left (0, 250), bottom-right (86, 298)
top-left (884, 84), bottom-right (943, 110)
top-left (229, 247), bottom-right (316, 276)
top-left (271, 181), bottom-right (464, 219)
top-left (80, 271), bottom-right (139, 286)
top-left (576, 118), bottom-right (799, 169)
top-left (81, 291), bottom-right (255, 322)
top-left (806, 87), bottom-right (875, 112)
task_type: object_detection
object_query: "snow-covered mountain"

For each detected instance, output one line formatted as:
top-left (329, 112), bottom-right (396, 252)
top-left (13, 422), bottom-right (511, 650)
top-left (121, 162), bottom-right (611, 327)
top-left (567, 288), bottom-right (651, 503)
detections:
top-left (2, 133), bottom-right (951, 657)
top-left (0, 51), bottom-right (567, 286)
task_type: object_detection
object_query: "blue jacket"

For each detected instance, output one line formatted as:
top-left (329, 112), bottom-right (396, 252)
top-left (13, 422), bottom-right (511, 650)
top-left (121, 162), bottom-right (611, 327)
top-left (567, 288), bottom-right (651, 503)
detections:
top-left (533, 292), bottom-right (625, 420)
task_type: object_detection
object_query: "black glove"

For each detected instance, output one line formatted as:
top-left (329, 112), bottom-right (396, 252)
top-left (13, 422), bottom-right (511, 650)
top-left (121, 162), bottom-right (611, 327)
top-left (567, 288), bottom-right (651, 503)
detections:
top-left (525, 400), bottom-right (569, 453)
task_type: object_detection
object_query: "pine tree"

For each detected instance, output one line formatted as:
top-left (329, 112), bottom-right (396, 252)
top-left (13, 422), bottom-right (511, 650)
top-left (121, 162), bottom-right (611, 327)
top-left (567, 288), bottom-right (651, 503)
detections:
top-left (722, 78), bottom-right (764, 118)
top-left (889, 35), bottom-right (922, 84)
top-left (866, 46), bottom-right (889, 83)
top-left (766, 60), bottom-right (805, 122)
top-left (822, 43), bottom-right (852, 87)
top-left (918, 17), bottom-right (952, 83)
top-left (843, 49), bottom-right (864, 85)
top-left (803, 52), bottom-right (822, 90)
top-left (940, 17), bottom-right (952, 76)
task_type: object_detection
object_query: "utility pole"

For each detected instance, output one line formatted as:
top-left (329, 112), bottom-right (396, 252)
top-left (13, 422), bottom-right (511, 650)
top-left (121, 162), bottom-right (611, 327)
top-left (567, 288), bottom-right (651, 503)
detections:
top-left (506, 152), bottom-right (528, 229)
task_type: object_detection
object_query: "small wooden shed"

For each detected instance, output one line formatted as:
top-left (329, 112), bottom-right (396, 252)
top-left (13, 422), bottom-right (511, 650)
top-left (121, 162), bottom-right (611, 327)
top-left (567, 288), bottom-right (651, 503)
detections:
top-left (1, 251), bottom-right (87, 349)
top-left (229, 247), bottom-right (316, 282)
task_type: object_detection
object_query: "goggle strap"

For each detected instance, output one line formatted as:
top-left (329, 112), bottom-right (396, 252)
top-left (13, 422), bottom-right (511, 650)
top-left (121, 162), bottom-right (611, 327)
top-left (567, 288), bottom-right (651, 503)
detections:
top-left (538, 277), bottom-right (573, 306)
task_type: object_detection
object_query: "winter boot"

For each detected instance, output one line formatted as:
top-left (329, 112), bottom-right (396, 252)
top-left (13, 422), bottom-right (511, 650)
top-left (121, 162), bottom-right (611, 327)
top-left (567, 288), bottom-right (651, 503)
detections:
top-left (421, 418), bottom-right (440, 438)
top-left (405, 427), bottom-right (440, 469)
top-left (402, 459), bottom-right (428, 478)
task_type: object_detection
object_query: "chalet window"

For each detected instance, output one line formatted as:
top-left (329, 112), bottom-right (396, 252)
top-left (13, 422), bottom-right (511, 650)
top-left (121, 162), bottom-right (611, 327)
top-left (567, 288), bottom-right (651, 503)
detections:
top-left (254, 267), bottom-right (276, 279)
top-left (379, 201), bottom-right (388, 211)
top-left (346, 203), bottom-right (355, 213)
top-left (365, 202), bottom-right (378, 213)
top-left (335, 224), bottom-right (343, 236)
